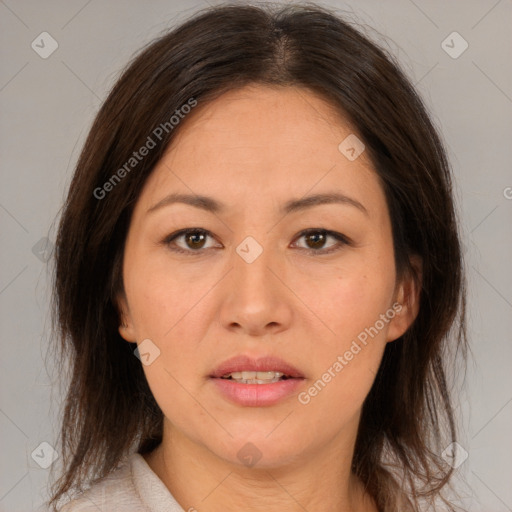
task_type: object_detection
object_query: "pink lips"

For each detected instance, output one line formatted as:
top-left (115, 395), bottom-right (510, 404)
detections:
top-left (210, 355), bottom-right (304, 379)
top-left (210, 355), bottom-right (305, 407)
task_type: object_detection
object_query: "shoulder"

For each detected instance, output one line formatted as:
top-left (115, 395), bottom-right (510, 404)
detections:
top-left (58, 452), bottom-right (185, 512)
top-left (58, 454), bottom-right (143, 511)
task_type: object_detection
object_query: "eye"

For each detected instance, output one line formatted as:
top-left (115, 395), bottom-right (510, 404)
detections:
top-left (162, 228), bottom-right (220, 254)
top-left (292, 229), bottom-right (351, 254)
top-left (162, 228), bottom-right (351, 255)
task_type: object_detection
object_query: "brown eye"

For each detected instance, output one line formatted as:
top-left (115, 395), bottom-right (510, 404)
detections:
top-left (163, 228), bottom-right (351, 256)
top-left (304, 232), bottom-right (327, 249)
top-left (293, 229), bottom-right (351, 254)
top-left (184, 231), bottom-right (207, 249)
top-left (163, 228), bottom-right (219, 254)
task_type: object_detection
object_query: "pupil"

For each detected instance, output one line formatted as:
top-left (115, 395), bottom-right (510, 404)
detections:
top-left (307, 232), bottom-right (325, 249)
top-left (187, 232), bottom-right (205, 249)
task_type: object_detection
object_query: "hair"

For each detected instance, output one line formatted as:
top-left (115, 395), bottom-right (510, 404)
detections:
top-left (47, 2), bottom-right (467, 510)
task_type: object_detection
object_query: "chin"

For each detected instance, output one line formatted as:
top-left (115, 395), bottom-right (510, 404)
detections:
top-left (205, 430), bottom-right (309, 470)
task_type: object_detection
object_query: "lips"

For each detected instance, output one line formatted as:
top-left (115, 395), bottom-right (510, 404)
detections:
top-left (209, 355), bottom-right (305, 407)
top-left (210, 355), bottom-right (305, 379)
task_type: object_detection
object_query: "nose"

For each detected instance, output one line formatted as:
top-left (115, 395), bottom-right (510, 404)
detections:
top-left (218, 241), bottom-right (293, 337)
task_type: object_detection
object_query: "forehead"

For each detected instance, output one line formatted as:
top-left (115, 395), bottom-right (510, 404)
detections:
top-left (168, 84), bottom-right (360, 159)
top-left (134, 84), bottom-right (382, 216)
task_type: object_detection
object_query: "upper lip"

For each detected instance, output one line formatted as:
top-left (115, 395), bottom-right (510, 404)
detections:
top-left (210, 355), bottom-right (305, 379)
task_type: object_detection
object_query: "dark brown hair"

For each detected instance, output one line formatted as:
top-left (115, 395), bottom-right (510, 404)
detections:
top-left (48, 2), bottom-right (467, 510)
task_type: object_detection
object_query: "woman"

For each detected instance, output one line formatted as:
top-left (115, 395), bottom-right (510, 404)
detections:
top-left (48, 3), bottom-right (467, 511)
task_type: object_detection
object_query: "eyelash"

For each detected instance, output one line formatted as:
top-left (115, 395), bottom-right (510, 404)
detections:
top-left (161, 228), bottom-right (352, 256)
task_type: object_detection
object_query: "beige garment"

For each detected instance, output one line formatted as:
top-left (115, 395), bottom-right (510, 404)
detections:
top-left (58, 452), bottom-right (186, 512)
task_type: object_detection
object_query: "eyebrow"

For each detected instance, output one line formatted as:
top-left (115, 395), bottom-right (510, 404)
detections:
top-left (146, 192), bottom-right (368, 216)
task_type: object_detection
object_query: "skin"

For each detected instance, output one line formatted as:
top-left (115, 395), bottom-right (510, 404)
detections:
top-left (117, 84), bottom-right (421, 512)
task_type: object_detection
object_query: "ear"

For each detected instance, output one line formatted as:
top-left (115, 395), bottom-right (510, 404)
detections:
top-left (386, 254), bottom-right (422, 343)
top-left (116, 292), bottom-right (137, 343)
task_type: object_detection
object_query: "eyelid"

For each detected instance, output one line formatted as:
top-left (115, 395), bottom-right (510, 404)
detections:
top-left (162, 228), bottom-right (220, 254)
top-left (162, 227), bottom-right (352, 255)
top-left (292, 228), bottom-right (352, 253)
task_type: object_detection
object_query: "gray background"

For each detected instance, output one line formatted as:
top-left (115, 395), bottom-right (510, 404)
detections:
top-left (0, 0), bottom-right (511, 510)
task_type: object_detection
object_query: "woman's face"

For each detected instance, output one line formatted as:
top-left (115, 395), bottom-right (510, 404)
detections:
top-left (118, 84), bottom-right (418, 468)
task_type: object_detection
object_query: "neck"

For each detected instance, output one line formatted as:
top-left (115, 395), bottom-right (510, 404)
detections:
top-left (144, 420), bottom-right (378, 512)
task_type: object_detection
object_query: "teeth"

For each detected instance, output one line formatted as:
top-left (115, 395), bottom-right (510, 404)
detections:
top-left (221, 371), bottom-right (286, 384)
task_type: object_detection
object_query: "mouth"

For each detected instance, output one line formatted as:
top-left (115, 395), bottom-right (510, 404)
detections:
top-left (219, 371), bottom-right (293, 384)
top-left (210, 355), bottom-right (304, 381)
top-left (210, 355), bottom-right (305, 406)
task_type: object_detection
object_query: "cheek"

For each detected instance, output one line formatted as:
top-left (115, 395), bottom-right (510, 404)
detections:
top-left (295, 266), bottom-right (396, 426)
top-left (297, 281), bottom-right (392, 430)
top-left (124, 249), bottom-right (212, 341)
top-left (296, 258), bottom-right (395, 402)
top-left (123, 253), bottom-right (219, 398)
top-left (303, 261), bottom-right (396, 349)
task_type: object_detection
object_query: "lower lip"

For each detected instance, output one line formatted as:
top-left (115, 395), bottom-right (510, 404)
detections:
top-left (211, 377), bottom-right (304, 407)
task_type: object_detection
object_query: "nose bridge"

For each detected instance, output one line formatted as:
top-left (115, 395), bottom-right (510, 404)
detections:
top-left (218, 234), bottom-right (292, 335)
top-left (232, 235), bottom-right (280, 300)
